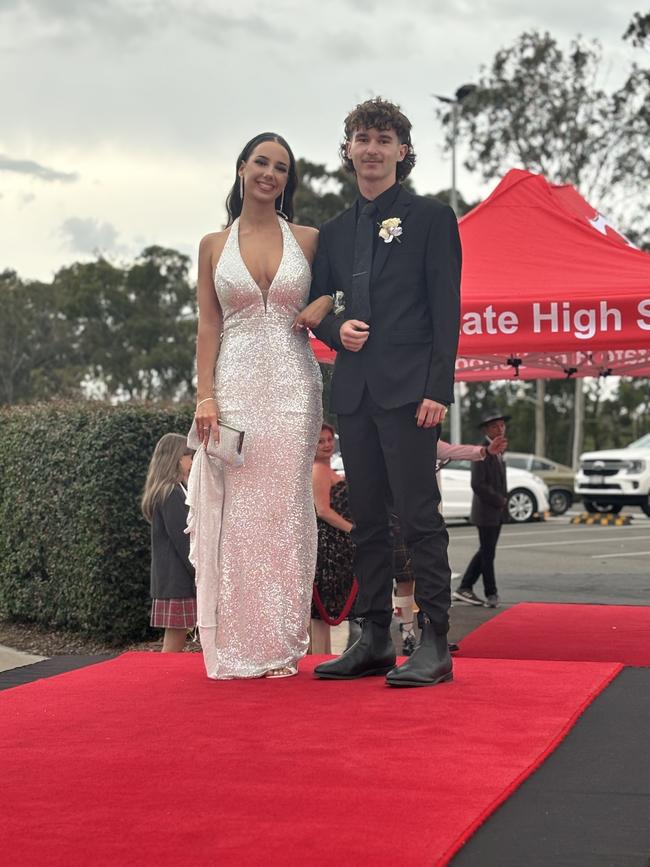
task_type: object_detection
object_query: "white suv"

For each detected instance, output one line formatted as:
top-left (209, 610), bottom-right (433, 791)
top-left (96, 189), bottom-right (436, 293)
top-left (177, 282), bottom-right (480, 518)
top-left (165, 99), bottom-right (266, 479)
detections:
top-left (575, 432), bottom-right (650, 516)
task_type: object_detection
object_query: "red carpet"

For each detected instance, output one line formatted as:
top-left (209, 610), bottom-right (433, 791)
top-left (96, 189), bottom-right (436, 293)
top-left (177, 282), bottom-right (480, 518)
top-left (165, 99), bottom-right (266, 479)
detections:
top-left (0, 652), bottom-right (620, 866)
top-left (458, 603), bottom-right (650, 666)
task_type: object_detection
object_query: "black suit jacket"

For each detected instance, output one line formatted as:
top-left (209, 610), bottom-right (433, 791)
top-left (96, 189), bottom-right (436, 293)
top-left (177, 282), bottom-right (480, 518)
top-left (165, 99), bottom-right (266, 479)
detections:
top-left (310, 186), bottom-right (461, 413)
top-left (150, 485), bottom-right (195, 599)
top-left (470, 439), bottom-right (508, 527)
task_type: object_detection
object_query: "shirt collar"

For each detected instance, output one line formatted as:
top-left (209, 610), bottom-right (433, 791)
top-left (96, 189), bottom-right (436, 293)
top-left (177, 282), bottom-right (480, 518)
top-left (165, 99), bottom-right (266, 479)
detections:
top-left (358, 181), bottom-right (401, 218)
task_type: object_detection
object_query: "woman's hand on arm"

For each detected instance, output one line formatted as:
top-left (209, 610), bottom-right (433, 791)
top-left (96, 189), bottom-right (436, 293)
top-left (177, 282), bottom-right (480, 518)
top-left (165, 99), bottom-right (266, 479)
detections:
top-left (312, 464), bottom-right (353, 533)
top-left (292, 294), bottom-right (334, 331)
top-left (195, 233), bottom-right (225, 446)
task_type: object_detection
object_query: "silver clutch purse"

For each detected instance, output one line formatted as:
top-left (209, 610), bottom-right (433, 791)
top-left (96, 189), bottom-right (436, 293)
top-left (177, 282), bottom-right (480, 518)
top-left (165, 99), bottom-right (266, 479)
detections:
top-left (187, 419), bottom-right (245, 468)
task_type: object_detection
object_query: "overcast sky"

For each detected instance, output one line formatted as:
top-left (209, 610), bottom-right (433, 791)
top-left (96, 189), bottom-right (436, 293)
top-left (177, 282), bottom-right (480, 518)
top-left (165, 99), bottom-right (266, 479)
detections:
top-left (0, 0), bottom-right (643, 281)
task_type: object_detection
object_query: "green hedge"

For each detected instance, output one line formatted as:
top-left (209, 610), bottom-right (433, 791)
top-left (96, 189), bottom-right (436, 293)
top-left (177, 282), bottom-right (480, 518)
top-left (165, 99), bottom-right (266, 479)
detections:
top-left (0, 402), bottom-right (193, 644)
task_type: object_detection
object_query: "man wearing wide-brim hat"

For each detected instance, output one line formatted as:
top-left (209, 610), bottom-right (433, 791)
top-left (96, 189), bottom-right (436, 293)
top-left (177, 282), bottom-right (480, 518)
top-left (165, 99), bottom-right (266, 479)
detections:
top-left (452, 411), bottom-right (510, 608)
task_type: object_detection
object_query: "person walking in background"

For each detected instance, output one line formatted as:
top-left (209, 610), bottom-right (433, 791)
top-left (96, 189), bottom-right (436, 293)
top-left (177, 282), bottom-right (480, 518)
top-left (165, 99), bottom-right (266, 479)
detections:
top-left (141, 434), bottom-right (196, 653)
top-left (453, 412), bottom-right (510, 608)
top-left (310, 97), bottom-right (462, 687)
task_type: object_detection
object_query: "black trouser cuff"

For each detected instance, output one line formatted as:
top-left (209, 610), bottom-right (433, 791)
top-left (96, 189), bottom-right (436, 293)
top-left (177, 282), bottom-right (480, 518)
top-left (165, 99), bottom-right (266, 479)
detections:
top-left (417, 611), bottom-right (449, 634)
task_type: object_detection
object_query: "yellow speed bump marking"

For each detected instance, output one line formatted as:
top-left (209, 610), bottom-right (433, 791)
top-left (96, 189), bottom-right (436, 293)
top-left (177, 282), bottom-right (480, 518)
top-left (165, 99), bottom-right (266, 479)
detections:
top-left (571, 512), bottom-right (633, 526)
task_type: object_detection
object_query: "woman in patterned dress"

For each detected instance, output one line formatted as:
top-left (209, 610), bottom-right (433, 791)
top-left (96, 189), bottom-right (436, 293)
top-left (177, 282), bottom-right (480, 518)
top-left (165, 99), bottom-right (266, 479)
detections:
top-left (311, 422), bottom-right (357, 654)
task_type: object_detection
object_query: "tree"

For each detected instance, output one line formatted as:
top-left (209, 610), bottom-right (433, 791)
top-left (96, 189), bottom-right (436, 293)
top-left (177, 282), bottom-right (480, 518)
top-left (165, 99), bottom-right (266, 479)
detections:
top-left (426, 189), bottom-right (477, 217)
top-left (438, 28), bottom-right (650, 248)
top-left (54, 247), bottom-right (196, 401)
top-left (0, 270), bottom-right (77, 405)
top-left (294, 159), bottom-right (358, 227)
top-left (1, 248), bottom-right (198, 406)
top-left (624, 11), bottom-right (650, 48)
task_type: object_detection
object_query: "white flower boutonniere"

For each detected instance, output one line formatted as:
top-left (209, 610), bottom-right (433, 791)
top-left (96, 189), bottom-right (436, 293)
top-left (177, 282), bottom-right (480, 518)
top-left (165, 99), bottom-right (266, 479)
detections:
top-left (378, 217), bottom-right (403, 244)
top-left (332, 291), bottom-right (345, 315)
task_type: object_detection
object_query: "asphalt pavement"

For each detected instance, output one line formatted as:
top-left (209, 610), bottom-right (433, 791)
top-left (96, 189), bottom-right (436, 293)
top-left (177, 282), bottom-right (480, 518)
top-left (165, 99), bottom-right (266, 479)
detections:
top-left (448, 506), bottom-right (649, 603)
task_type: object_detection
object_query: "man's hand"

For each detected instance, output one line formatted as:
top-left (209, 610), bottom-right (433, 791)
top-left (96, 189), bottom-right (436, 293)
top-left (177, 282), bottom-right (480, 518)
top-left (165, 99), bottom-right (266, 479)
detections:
top-left (415, 399), bottom-right (447, 428)
top-left (340, 320), bottom-right (369, 352)
top-left (487, 434), bottom-right (508, 456)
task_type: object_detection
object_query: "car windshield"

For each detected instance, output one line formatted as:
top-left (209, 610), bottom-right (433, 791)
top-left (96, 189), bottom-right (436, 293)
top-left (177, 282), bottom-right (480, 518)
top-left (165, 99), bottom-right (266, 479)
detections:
top-left (445, 460), bottom-right (471, 471)
top-left (627, 432), bottom-right (650, 449)
top-left (506, 456), bottom-right (528, 469)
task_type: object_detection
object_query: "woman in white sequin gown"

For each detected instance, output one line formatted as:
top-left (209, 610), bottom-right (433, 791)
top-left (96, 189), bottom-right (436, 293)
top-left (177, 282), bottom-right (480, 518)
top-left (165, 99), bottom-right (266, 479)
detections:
top-left (188, 133), bottom-right (332, 679)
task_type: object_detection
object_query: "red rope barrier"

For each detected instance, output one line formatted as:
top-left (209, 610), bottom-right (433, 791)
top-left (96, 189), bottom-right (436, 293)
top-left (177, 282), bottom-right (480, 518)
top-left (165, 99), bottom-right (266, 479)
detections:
top-left (312, 579), bottom-right (358, 626)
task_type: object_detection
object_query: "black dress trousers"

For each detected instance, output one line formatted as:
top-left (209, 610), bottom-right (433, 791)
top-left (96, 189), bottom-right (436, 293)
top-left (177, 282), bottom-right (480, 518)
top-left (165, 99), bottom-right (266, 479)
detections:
top-left (338, 389), bottom-right (452, 634)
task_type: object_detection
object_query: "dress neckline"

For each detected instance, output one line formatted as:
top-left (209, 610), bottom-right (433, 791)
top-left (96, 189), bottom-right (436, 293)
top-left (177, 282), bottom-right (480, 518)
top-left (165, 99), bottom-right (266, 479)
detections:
top-left (234, 215), bottom-right (287, 313)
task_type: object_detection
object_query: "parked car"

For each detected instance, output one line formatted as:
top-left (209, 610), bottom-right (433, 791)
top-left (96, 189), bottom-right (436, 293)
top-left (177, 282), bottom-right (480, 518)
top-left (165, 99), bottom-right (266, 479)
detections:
top-left (505, 452), bottom-right (575, 515)
top-left (575, 432), bottom-right (650, 516)
top-left (331, 452), bottom-right (550, 524)
top-left (440, 460), bottom-right (550, 523)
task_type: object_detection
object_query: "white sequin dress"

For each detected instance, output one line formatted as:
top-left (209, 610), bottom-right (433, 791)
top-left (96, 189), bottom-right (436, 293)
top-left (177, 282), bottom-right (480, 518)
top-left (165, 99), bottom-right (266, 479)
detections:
top-left (186, 216), bottom-right (323, 679)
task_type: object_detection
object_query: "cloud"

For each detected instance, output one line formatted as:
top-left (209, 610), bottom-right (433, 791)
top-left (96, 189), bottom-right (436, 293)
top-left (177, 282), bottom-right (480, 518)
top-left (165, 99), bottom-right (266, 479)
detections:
top-left (0, 0), bottom-right (290, 48)
top-left (320, 30), bottom-right (374, 60)
top-left (0, 0), bottom-right (158, 46)
top-left (59, 217), bottom-right (120, 253)
top-left (0, 155), bottom-right (78, 182)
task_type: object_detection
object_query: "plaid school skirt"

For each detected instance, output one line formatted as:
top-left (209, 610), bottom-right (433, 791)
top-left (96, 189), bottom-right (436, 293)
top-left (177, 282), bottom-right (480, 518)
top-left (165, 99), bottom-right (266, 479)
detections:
top-left (150, 597), bottom-right (197, 629)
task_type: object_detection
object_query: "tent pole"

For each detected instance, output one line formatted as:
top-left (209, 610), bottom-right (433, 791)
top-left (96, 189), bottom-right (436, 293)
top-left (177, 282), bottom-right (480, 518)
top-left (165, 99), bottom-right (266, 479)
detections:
top-left (451, 382), bottom-right (462, 443)
top-left (535, 379), bottom-right (546, 455)
top-left (572, 377), bottom-right (585, 469)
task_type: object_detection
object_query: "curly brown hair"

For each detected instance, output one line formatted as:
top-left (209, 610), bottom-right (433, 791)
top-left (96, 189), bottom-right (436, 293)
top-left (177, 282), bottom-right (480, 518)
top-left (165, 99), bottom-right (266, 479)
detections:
top-left (339, 97), bottom-right (416, 182)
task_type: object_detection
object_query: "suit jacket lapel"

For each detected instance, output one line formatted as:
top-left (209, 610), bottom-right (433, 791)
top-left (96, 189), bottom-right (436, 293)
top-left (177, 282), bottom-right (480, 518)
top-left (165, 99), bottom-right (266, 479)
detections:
top-left (371, 186), bottom-right (413, 282)
top-left (332, 205), bottom-right (356, 276)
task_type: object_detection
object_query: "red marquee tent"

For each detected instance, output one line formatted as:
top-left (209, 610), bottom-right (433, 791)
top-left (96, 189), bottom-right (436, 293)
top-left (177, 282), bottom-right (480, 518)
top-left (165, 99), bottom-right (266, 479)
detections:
top-left (311, 169), bottom-right (650, 381)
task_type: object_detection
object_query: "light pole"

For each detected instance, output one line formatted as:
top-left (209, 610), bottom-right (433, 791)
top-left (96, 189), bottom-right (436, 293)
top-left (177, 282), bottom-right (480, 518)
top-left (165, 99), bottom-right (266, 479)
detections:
top-left (433, 84), bottom-right (476, 444)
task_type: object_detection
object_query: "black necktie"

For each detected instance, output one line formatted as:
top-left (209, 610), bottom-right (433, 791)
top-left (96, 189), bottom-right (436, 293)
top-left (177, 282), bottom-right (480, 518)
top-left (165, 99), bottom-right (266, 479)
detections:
top-left (351, 201), bottom-right (376, 323)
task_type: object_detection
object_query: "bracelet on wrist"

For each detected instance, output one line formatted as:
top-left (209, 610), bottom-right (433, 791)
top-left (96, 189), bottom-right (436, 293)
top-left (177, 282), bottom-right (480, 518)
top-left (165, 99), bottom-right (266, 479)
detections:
top-left (196, 397), bottom-right (217, 409)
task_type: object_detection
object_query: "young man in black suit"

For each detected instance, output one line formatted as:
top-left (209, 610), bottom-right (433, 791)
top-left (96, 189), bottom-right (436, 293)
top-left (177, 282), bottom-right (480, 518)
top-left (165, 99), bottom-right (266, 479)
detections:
top-left (309, 97), bottom-right (462, 687)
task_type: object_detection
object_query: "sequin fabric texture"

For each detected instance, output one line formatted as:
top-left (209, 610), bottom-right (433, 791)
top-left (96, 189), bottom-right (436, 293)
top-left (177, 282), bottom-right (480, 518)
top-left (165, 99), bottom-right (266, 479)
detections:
top-left (187, 216), bottom-right (323, 679)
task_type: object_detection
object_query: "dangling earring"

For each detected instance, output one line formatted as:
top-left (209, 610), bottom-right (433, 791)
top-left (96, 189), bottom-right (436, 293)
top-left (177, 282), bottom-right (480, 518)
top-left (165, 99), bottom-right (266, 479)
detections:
top-left (239, 176), bottom-right (244, 200)
top-left (277, 188), bottom-right (287, 220)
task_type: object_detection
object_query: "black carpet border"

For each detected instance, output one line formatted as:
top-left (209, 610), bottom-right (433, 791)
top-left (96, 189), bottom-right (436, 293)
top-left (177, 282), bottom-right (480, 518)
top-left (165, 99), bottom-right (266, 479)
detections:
top-left (451, 666), bottom-right (650, 867)
top-left (0, 655), bottom-right (115, 691)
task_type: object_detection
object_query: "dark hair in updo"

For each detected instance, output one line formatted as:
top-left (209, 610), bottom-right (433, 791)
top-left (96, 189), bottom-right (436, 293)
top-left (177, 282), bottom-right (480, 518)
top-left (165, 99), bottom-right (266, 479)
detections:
top-left (339, 97), bottom-right (416, 182)
top-left (225, 132), bottom-right (298, 225)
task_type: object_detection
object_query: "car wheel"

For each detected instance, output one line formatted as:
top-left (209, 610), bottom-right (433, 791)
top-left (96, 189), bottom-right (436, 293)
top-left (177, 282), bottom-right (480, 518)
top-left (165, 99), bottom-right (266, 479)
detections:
top-left (639, 497), bottom-right (650, 517)
top-left (548, 489), bottom-right (572, 516)
top-left (507, 488), bottom-right (538, 523)
top-left (591, 501), bottom-right (623, 514)
top-left (583, 500), bottom-right (598, 513)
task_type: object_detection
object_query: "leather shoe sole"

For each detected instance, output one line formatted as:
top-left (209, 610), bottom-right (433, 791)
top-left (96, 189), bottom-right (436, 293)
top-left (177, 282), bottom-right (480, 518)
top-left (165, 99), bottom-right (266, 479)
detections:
top-left (314, 664), bottom-right (395, 680)
top-left (386, 671), bottom-right (453, 688)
